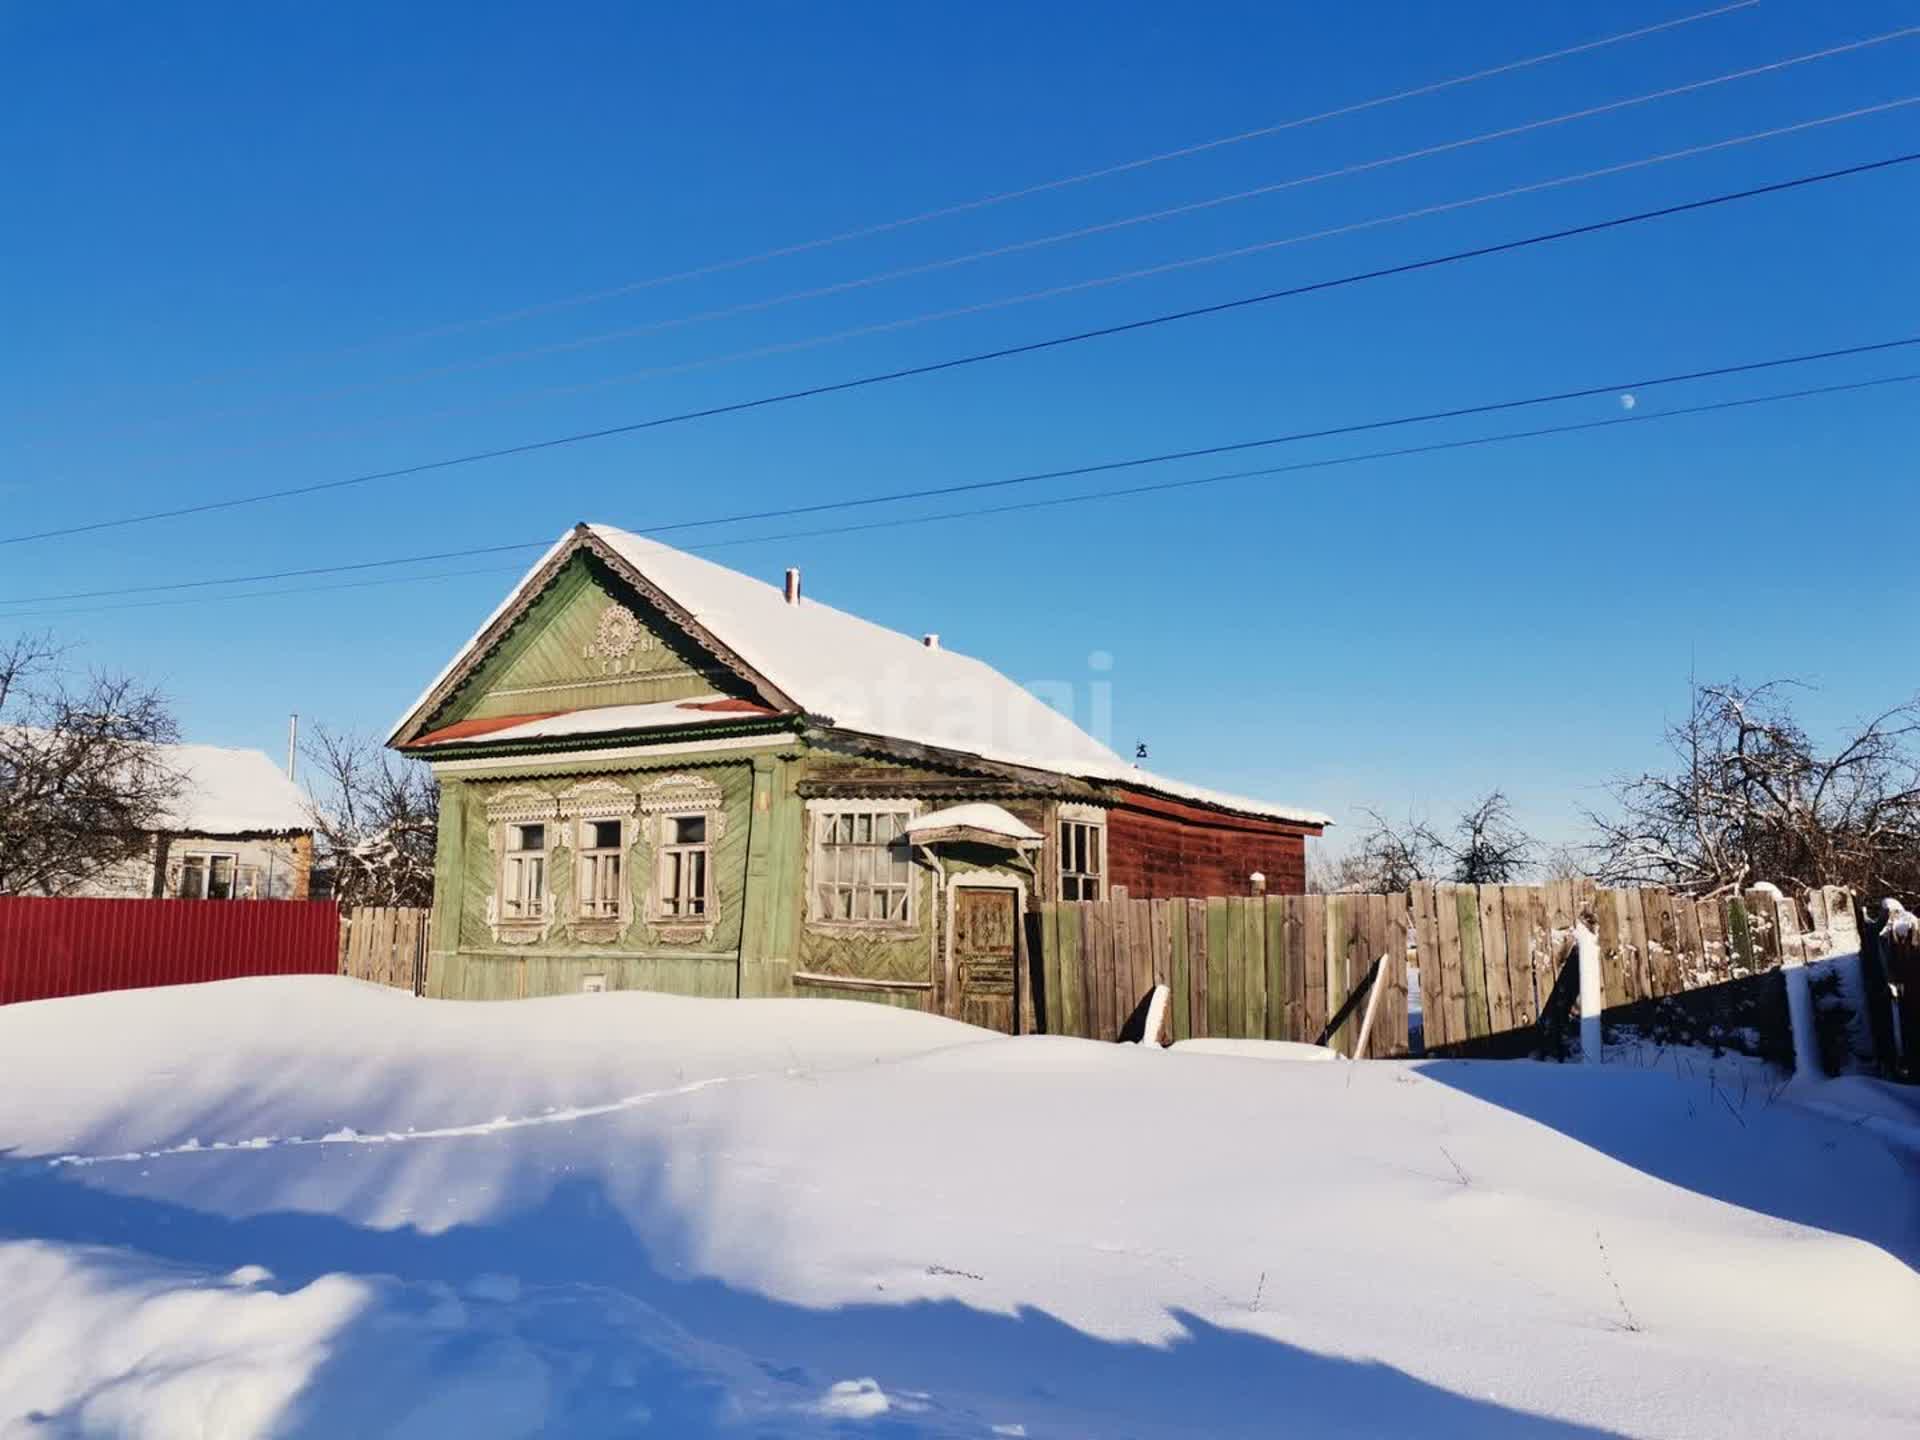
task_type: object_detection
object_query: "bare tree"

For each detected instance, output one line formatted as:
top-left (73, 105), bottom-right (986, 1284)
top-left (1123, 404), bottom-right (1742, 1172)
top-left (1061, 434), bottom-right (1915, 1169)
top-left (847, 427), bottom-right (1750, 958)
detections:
top-left (302, 724), bottom-right (438, 907)
top-left (0, 632), bottom-right (184, 895)
top-left (1312, 791), bottom-right (1534, 891)
top-left (1441, 790), bottom-right (1537, 884)
top-left (1587, 679), bottom-right (1920, 896)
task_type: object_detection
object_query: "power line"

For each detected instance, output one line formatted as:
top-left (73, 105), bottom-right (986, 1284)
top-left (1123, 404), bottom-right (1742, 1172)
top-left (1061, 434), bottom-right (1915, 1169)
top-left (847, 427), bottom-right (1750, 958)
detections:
top-left (12, 368), bottom-right (1914, 622)
top-left (8, 333), bottom-right (1916, 606)
top-left (172, 0), bottom-right (1759, 377)
top-left (10, 149), bottom-right (1916, 550)
top-left (162, 25), bottom-right (1920, 420)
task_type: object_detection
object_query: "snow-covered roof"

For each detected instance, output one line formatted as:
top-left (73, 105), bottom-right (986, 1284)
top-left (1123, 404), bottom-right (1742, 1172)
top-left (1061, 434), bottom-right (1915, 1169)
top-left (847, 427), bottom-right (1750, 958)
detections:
top-left (903, 803), bottom-right (1044, 845)
top-left (392, 525), bottom-right (1330, 828)
top-left (162, 744), bottom-right (311, 836)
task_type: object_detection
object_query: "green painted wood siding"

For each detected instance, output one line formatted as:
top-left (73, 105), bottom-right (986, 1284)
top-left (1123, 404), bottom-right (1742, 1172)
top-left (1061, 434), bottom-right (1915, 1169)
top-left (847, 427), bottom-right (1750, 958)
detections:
top-left (433, 555), bottom-right (743, 726)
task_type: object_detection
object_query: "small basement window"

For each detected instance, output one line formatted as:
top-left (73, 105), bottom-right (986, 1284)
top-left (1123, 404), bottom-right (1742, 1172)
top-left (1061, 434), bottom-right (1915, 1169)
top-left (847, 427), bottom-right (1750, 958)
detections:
top-left (577, 818), bottom-right (625, 919)
top-left (655, 813), bottom-right (709, 919)
top-left (1059, 818), bottom-right (1105, 901)
top-left (812, 807), bottom-right (914, 924)
top-left (501, 822), bottom-right (548, 921)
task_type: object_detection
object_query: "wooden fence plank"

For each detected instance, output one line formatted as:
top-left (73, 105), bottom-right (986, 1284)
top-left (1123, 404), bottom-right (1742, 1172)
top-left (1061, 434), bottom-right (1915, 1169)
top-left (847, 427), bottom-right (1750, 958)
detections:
top-left (1672, 892), bottom-right (1703, 990)
top-left (1384, 890), bottom-right (1410, 1057)
top-left (1286, 895), bottom-right (1310, 1044)
top-left (1223, 897), bottom-right (1246, 1040)
top-left (1622, 887), bottom-right (1653, 1002)
top-left (1479, 885), bottom-right (1514, 1037)
top-left (1206, 897), bottom-right (1231, 1038)
top-left (1742, 889), bottom-right (1782, 971)
top-left (1149, 899), bottom-right (1172, 1042)
top-left (1263, 895), bottom-right (1287, 1041)
top-left (1168, 899), bottom-right (1190, 1041)
top-left (1409, 882), bottom-right (1440, 1052)
top-left (1244, 898), bottom-right (1268, 1040)
top-left (1434, 883), bottom-right (1466, 1052)
top-left (1643, 888), bottom-right (1680, 997)
top-left (1499, 885), bottom-right (1535, 1028)
top-left (1455, 886), bottom-right (1490, 1042)
top-left (1111, 899), bottom-right (1133, 1037)
top-left (1302, 893), bottom-right (1328, 1045)
top-left (1188, 898), bottom-right (1211, 1040)
top-left (1059, 904), bottom-right (1085, 1038)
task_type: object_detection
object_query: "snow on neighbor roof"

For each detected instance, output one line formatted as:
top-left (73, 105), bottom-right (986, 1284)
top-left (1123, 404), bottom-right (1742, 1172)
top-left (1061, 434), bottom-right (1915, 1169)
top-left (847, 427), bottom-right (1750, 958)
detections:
top-left (392, 525), bottom-right (1329, 827)
top-left (903, 803), bottom-right (1044, 845)
top-left (162, 744), bottom-right (311, 835)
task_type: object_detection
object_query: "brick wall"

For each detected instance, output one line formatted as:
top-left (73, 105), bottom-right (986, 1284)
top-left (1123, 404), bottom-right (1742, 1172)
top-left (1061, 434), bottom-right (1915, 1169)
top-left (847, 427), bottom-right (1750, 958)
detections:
top-left (1106, 791), bottom-right (1312, 899)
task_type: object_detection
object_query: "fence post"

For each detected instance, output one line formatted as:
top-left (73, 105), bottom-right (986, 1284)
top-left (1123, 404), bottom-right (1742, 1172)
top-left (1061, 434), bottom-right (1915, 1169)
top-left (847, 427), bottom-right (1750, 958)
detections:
top-left (1576, 919), bottom-right (1603, 1064)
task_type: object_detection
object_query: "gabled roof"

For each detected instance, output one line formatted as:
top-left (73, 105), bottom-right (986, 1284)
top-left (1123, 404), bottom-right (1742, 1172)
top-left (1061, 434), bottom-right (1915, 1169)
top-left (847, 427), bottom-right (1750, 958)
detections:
top-left (390, 524), bottom-right (1330, 829)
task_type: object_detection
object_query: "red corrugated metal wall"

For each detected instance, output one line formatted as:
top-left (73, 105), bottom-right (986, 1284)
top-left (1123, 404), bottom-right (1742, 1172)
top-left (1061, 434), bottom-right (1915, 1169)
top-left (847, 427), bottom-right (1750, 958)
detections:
top-left (0, 898), bottom-right (340, 1005)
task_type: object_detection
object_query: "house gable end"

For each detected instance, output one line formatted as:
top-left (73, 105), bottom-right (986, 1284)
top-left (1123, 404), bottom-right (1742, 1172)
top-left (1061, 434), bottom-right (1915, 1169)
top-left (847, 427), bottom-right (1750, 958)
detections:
top-left (401, 542), bottom-right (787, 743)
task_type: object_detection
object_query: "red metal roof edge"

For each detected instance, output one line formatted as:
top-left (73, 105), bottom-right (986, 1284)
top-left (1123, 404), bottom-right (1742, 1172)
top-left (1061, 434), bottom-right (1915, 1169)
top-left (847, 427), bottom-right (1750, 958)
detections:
top-left (401, 712), bottom-right (565, 748)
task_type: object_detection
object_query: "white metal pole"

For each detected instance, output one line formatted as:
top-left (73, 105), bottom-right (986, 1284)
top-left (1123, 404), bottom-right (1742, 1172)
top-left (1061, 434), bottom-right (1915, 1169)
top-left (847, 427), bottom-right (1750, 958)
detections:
top-left (1576, 921), bottom-right (1603, 1064)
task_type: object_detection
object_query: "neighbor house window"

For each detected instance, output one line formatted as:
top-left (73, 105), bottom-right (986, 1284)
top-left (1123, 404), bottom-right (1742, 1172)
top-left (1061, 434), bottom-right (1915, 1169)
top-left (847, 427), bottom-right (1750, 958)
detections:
top-left (812, 808), bottom-right (913, 924)
top-left (577, 818), bottom-right (625, 919)
top-left (178, 852), bottom-right (239, 900)
top-left (502, 822), bottom-right (548, 920)
top-left (655, 814), bottom-right (709, 919)
top-left (1059, 818), bottom-right (1105, 900)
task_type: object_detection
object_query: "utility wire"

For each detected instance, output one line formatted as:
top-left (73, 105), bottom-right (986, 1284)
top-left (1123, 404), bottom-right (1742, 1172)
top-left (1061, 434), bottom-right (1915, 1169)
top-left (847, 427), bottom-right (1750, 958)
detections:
top-left (173, 25), bottom-right (1920, 417)
top-left (8, 333), bottom-right (1916, 607)
top-left (9, 148), bottom-right (1916, 550)
top-left (174, 0), bottom-right (1759, 375)
top-left (12, 367), bottom-right (1914, 622)
top-left (103, 89), bottom-right (1920, 472)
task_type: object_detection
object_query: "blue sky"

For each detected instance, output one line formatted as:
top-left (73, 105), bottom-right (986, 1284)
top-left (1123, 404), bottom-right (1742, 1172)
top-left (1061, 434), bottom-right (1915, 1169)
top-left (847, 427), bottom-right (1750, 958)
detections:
top-left (2, 0), bottom-right (1915, 855)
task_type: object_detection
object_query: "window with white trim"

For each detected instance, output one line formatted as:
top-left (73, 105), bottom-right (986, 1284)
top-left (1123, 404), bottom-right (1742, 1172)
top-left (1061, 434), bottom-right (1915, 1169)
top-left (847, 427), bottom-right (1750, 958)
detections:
top-left (811, 807), bottom-right (914, 924)
top-left (501, 822), bottom-right (548, 920)
top-left (655, 813), bottom-right (709, 919)
top-left (576, 818), bottom-right (625, 919)
top-left (178, 852), bottom-right (239, 900)
top-left (1059, 817), bottom-right (1105, 901)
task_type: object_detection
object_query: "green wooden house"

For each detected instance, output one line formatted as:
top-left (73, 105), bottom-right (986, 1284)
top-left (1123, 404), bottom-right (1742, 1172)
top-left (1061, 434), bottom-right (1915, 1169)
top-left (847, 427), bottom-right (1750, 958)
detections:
top-left (388, 524), bottom-right (1327, 1027)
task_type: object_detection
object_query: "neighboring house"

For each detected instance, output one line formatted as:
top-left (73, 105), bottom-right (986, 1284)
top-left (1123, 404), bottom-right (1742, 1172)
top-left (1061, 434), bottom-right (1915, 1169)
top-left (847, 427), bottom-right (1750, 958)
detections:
top-left (388, 524), bottom-right (1328, 1024)
top-left (77, 744), bottom-right (315, 901)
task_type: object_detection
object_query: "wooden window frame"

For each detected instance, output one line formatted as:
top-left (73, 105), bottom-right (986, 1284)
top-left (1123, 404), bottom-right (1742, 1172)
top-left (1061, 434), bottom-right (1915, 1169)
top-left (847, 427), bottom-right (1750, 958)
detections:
top-left (808, 802), bottom-right (917, 930)
top-left (500, 821), bottom-right (550, 922)
top-left (1057, 812), bottom-right (1107, 902)
top-left (576, 816), bottom-right (627, 922)
top-left (650, 810), bottom-right (711, 923)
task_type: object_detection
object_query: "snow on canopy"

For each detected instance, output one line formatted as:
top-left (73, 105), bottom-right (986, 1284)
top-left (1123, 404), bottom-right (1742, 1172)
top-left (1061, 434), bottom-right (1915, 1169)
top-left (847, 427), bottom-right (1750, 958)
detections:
top-left (902, 802), bottom-right (1044, 844)
top-left (161, 743), bottom-right (310, 835)
top-left (391, 526), bottom-right (1330, 828)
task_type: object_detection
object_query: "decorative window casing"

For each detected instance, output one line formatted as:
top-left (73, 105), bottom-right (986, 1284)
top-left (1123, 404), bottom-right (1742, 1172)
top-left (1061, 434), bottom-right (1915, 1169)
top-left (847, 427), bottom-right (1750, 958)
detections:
top-left (808, 802), bottom-right (918, 927)
top-left (654, 813), bottom-right (709, 920)
top-left (577, 818), bottom-right (626, 919)
top-left (485, 789), bottom-right (559, 942)
top-left (502, 822), bottom-right (550, 920)
top-left (1057, 806), bottom-right (1107, 901)
top-left (639, 773), bottom-right (726, 942)
top-left (559, 779), bottom-right (639, 941)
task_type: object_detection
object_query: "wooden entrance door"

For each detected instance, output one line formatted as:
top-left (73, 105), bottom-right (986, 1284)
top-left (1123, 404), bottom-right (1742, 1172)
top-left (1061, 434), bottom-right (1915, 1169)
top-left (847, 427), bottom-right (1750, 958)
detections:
top-left (951, 886), bottom-right (1019, 1032)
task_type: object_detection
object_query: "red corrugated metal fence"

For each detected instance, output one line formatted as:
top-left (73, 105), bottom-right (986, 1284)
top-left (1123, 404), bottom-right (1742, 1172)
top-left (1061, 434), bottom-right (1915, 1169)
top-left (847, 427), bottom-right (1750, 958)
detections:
top-left (0, 898), bottom-right (341, 1005)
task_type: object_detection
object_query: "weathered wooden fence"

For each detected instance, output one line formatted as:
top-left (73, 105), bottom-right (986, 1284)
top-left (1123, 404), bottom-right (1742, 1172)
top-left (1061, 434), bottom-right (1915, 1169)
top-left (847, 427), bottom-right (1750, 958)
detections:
top-left (1028, 894), bottom-right (1411, 1056)
top-left (338, 905), bottom-right (431, 994)
top-left (1029, 882), bottom-right (1864, 1059)
top-left (0, 897), bottom-right (341, 1005)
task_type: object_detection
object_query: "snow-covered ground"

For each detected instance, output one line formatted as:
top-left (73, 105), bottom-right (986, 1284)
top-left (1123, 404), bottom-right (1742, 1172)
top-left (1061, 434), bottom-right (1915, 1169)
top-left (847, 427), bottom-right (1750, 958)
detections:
top-left (2, 978), bottom-right (1917, 1438)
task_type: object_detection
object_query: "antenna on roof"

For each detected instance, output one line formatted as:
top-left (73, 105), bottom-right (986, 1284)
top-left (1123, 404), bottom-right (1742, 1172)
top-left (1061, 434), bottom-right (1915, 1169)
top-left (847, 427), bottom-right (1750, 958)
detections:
top-left (287, 713), bottom-right (299, 781)
top-left (783, 567), bottom-right (801, 605)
